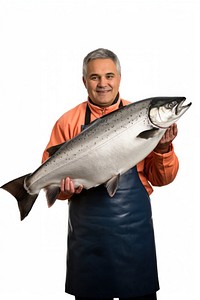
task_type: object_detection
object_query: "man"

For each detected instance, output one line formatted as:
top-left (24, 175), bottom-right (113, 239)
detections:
top-left (42, 48), bottom-right (179, 300)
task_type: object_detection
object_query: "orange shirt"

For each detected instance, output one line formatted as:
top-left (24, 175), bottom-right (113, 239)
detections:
top-left (42, 97), bottom-right (179, 196)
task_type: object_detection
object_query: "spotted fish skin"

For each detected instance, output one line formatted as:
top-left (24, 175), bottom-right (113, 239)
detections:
top-left (1, 97), bottom-right (191, 220)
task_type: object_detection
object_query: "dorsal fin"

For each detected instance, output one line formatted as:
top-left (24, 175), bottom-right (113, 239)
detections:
top-left (47, 142), bottom-right (66, 157)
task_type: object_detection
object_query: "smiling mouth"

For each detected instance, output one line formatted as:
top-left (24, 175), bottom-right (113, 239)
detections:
top-left (96, 90), bottom-right (111, 93)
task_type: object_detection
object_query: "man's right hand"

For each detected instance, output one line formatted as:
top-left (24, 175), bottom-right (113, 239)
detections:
top-left (61, 177), bottom-right (83, 198)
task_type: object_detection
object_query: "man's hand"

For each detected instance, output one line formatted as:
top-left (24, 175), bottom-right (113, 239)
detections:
top-left (61, 177), bottom-right (83, 198)
top-left (154, 123), bottom-right (178, 154)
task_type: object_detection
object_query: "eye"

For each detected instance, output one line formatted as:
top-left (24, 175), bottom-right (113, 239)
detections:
top-left (90, 75), bottom-right (99, 81)
top-left (106, 74), bottom-right (114, 79)
top-left (165, 101), bottom-right (177, 109)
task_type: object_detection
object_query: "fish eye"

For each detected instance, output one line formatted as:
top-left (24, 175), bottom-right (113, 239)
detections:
top-left (165, 101), bottom-right (177, 109)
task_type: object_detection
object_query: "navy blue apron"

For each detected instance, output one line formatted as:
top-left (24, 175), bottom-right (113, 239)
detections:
top-left (65, 101), bottom-right (159, 298)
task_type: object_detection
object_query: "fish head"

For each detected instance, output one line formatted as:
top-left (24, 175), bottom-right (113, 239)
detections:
top-left (149, 97), bottom-right (192, 128)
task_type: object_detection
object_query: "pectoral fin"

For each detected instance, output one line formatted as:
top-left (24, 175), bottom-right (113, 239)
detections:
top-left (137, 128), bottom-right (159, 139)
top-left (105, 174), bottom-right (120, 197)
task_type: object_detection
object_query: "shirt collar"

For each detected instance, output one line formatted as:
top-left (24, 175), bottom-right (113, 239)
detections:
top-left (87, 93), bottom-right (121, 119)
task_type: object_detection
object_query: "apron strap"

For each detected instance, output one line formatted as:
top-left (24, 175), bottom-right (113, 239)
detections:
top-left (84, 99), bottom-right (124, 126)
top-left (84, 103), bottom-right (91, 126)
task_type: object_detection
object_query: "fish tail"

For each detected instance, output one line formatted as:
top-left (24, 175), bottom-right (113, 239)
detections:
top-left (1, 174), bottom-right (38, 221)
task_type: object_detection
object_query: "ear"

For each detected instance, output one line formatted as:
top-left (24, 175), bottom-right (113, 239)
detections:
top-left (118, 74), bottom-right (121, 84)
top-left (82, 76), bottom-right (87, 88)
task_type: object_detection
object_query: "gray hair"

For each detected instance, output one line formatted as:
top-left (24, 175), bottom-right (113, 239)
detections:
top-left (82, 48), bottom-right (121, 78)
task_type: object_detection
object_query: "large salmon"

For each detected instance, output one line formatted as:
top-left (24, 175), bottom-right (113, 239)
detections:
top-left (1, 97), bottom-right (191, 220)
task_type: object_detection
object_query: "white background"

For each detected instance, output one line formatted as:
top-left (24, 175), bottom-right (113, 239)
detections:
top-left (0, 0), bottom-right (199, 299)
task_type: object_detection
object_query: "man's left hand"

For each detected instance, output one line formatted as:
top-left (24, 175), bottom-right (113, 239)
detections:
top-left (154, 123), bottom-right (178, 154)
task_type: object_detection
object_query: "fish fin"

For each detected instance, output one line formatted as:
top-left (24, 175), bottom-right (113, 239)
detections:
top-left (47, 142), bottom-right (66, 157)
top-left (1, 174), bottom-right (38, 221)
top-left (45, 185), bottom-right (60, 208)
top-left (137, 128), bottom-right (159, 139)
top-left (105, 174), bottom-right (120, 197)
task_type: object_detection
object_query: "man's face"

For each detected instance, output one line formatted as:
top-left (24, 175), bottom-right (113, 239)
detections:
top-left (83, 58), bottom-right (121, 107)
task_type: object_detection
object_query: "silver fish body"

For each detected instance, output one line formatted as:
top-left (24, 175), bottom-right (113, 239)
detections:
top-left (1, 97), bottom-right (191, 220)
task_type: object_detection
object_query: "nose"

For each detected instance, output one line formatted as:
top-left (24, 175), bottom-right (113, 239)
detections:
top-left (97, 76), bottom-right (107, 87)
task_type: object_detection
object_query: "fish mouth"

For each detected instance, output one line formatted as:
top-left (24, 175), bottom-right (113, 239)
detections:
top-left (175, 99), bottom-right (192, 115)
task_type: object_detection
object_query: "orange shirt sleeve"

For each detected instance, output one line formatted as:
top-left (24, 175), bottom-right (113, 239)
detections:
top-left (42, 119), bottom-right (68, 163)
top-left (137, 144), bottom-right (179, 195)
top-left (42, 102), bottom-right (87, 163)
